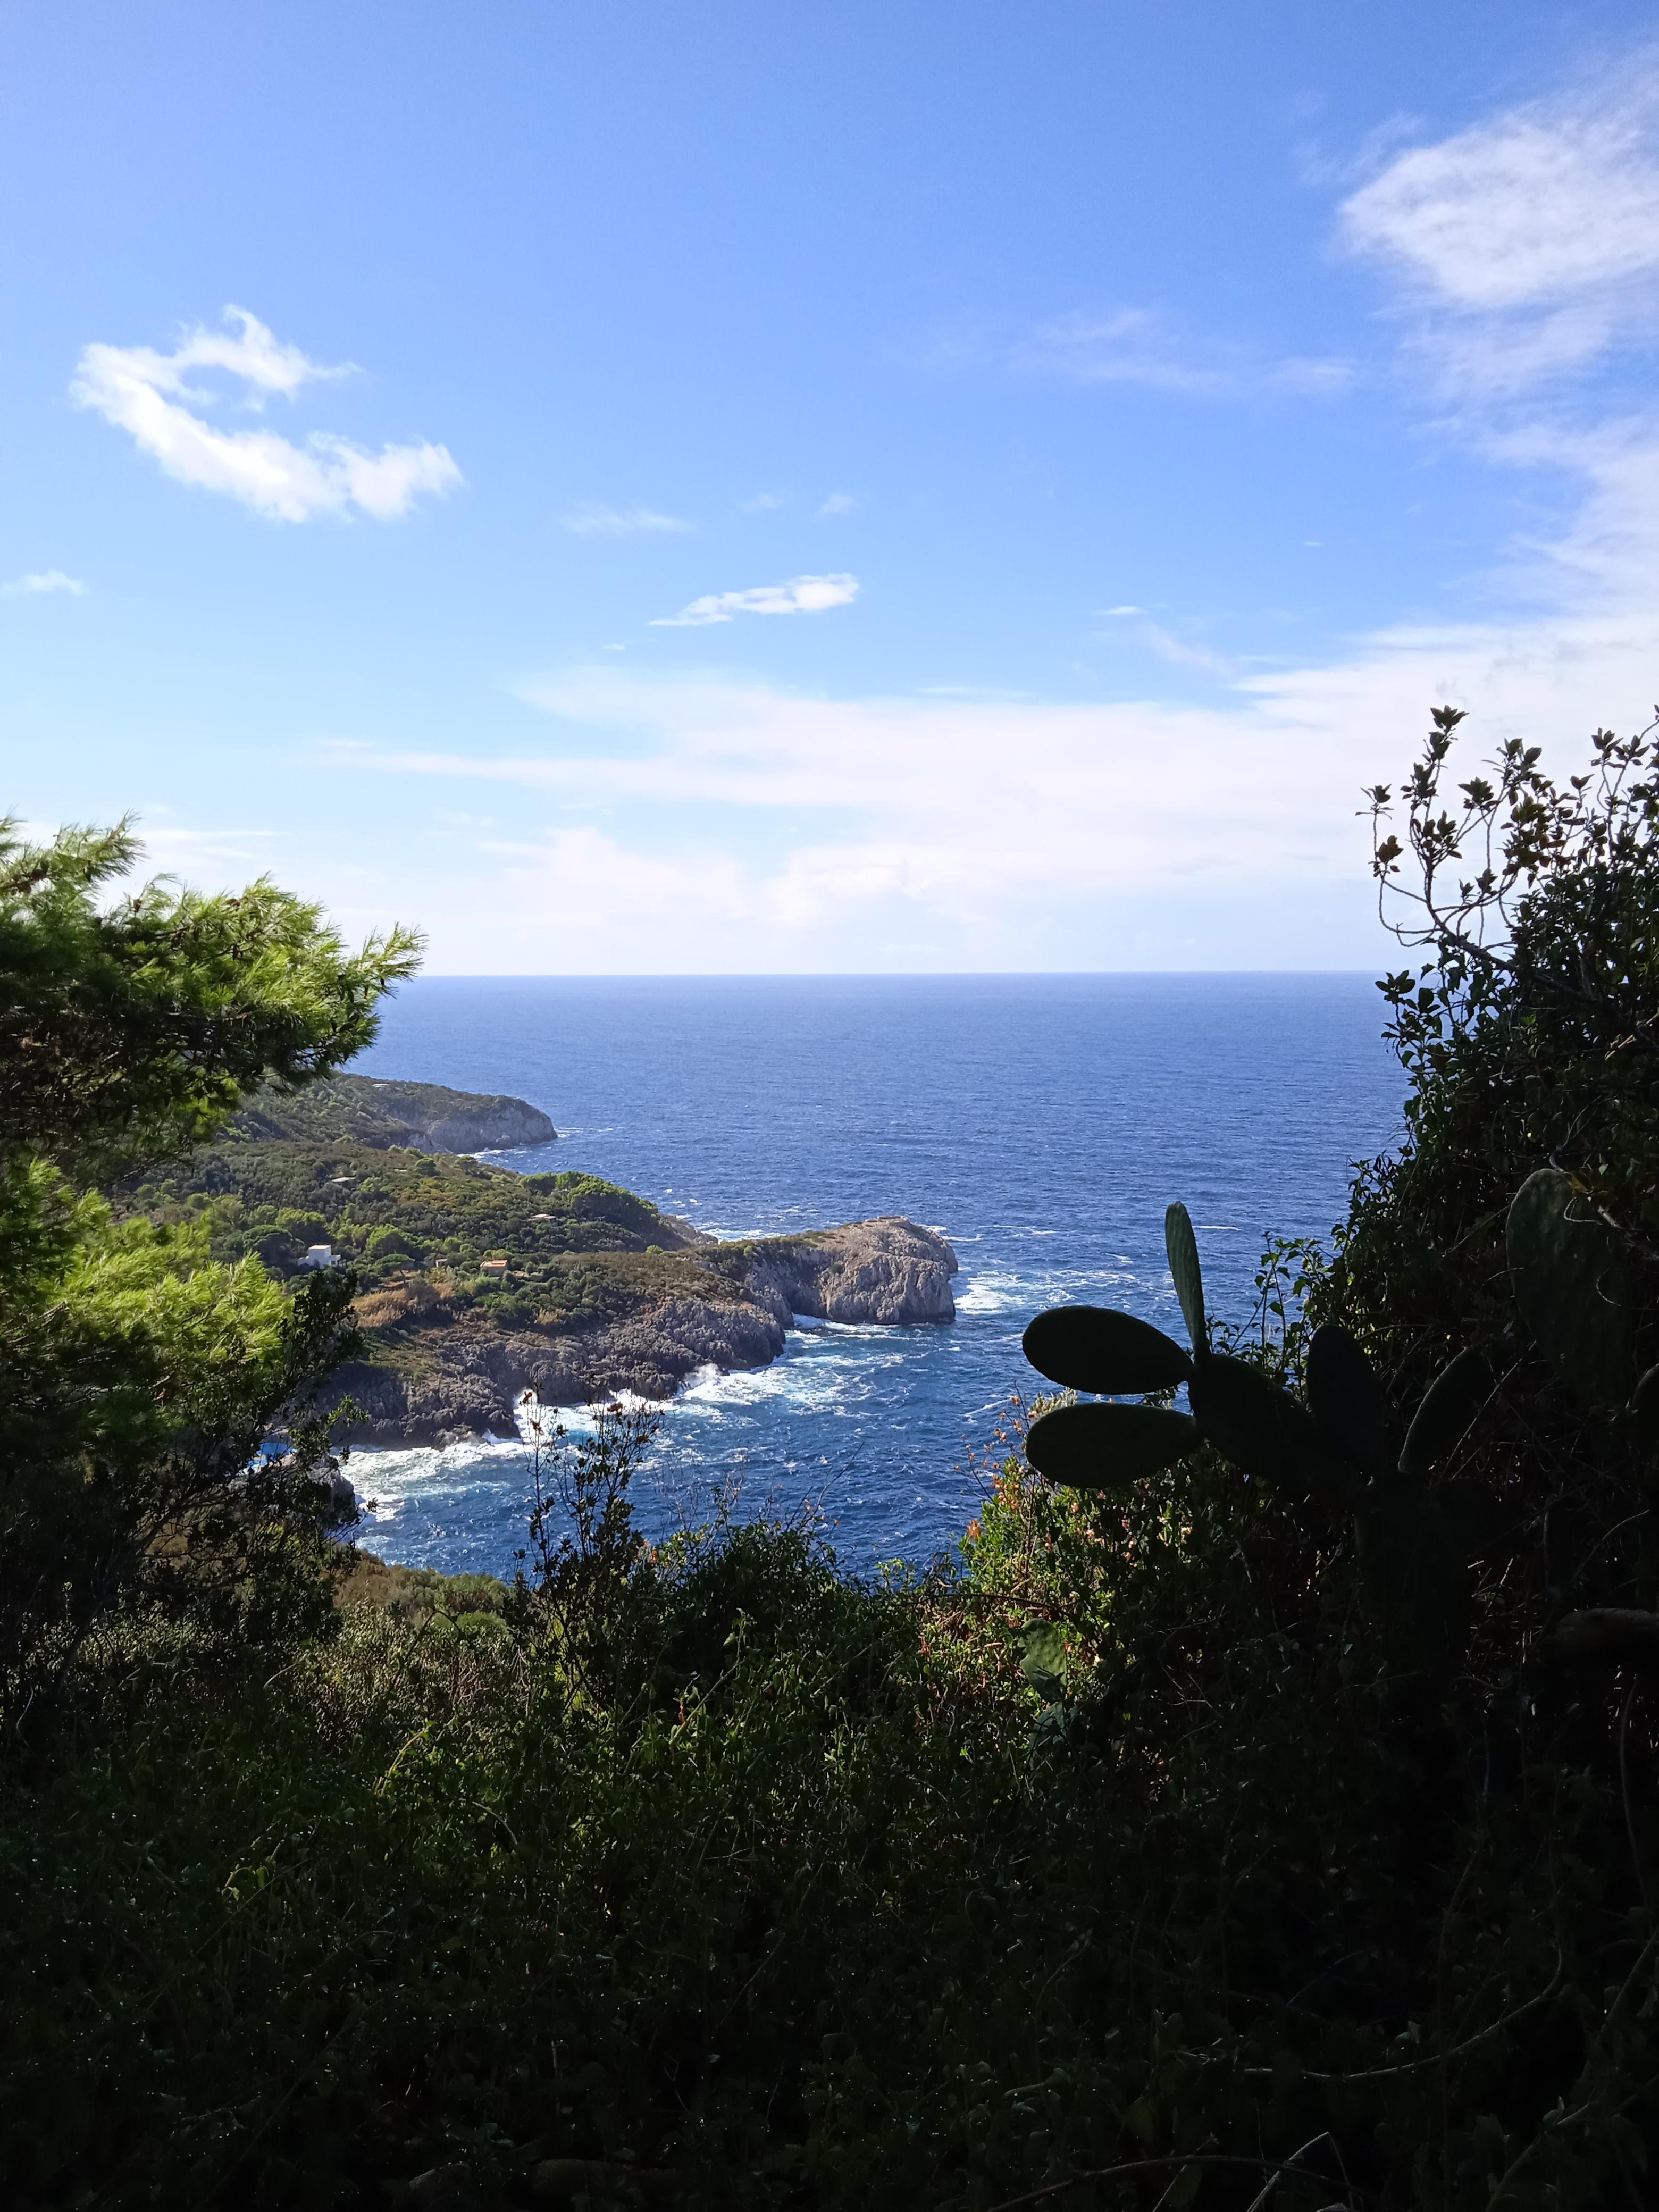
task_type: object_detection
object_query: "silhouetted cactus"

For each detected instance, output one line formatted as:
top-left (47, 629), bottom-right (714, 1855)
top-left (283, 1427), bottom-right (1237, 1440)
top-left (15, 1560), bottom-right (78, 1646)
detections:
top-left (1023, 1402), bottom-right (1199, 1487)
top-left (1022, 1203), bottom-right (1354, 1509)
top-left (1021, 1203), bottom-right (1519, 1686)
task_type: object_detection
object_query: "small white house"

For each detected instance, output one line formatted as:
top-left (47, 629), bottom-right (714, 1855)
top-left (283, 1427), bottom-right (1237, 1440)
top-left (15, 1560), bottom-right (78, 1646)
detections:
top-left (298, 1244), bottom-right (337, 1270)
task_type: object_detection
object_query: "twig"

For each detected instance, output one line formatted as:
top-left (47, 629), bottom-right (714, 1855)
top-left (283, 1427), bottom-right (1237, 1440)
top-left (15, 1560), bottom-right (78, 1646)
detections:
top-left (1619, 1678), bottom-right (1649, 1921)
top-left (1244, 1949), bottom-right (1564, 2082)
top-left (982, 2147), bottom-right (1358, 2212)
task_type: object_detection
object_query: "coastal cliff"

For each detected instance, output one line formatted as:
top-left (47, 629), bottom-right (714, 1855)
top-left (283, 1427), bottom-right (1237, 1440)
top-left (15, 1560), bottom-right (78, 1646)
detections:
top-left (233, 1073), bottom-right (557, 1153)
top-left (328, 1217), bottom-right (959, 1446)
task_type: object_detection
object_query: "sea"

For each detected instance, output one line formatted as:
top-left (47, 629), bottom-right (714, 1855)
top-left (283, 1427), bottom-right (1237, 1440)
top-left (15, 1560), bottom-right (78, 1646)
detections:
top-left (347, 975), bottom-right (1408, 1578)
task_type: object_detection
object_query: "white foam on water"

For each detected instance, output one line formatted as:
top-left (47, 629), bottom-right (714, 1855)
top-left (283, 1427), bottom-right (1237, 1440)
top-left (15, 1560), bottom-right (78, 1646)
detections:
top-left (954, 1271), bottom-right (1030, 1315)
top-left (350, 1431), bottom-right (527, 1525)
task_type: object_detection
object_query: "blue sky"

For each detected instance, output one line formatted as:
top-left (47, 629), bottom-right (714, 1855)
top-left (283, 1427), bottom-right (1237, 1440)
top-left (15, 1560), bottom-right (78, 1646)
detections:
top-left (5, 1), bottom-right (1659, 969)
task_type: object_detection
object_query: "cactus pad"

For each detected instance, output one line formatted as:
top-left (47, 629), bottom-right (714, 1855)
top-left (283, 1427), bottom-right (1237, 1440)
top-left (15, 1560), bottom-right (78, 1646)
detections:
top-left (1399, 1345), bottom-right (1494, 1479)
top-left (1020, 1620), bottom-right (1067, 1702)
top-left (1021, 1305), bottom-right (1194, 1394)
top-left (1306, 1323), bottom-right (1389, 1474)
top-left (1164, 1202), bottom-right (1207, 1354)
top-left (1187, 1353), bottom-right (1355, 1507)
top-left (1025, 1402), bottom-right (1200, 1488)
top-left (1356, 1482), bottom-right (1469, 1685)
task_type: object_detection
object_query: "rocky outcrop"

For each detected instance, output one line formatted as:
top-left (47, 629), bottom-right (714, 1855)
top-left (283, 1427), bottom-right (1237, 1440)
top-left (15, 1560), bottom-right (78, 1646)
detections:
top-left (740, 1218), bottom-right (958, 1324)
top-left (352, 1080), bottom-right (556, 1154)
top-left (328, 1217), bottom-right (958, 1447)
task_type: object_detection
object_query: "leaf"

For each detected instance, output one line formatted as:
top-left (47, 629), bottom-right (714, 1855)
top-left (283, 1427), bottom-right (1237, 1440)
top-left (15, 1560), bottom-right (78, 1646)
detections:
top-left (1164, 1202), bottom-right (1206, 1354)
top-left (1021, 1305), bottom-right (1193, 1394)
top-left (1025, 1402), bottom-right (1200, 1488)
top-left (1020, 1620), bottom-right (1066, 1703)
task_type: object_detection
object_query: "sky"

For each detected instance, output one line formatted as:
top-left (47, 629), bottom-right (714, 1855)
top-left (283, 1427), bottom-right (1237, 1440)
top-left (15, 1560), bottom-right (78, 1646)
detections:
top-left (5, 1), bottom-right (1659, 973)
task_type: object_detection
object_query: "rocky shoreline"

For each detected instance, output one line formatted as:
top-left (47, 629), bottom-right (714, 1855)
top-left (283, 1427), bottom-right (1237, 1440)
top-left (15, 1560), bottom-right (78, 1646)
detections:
top-left (125, 1070), bottom-right (960, 1455)
top-left (325, 1217), bottom-right (959, 1447)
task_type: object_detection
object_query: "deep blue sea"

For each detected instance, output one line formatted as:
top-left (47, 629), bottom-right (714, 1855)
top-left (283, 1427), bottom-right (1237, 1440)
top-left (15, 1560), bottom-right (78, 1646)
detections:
top-left (348, 976), bottom-right (1407, 1576)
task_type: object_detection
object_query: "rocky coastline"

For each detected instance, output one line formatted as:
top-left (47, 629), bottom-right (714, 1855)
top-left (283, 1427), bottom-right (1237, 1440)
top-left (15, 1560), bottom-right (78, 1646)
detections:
top-left (123, 1069), bottom-right (959, 1453)
top-left (328, 1217), bottom-right (959, 1447)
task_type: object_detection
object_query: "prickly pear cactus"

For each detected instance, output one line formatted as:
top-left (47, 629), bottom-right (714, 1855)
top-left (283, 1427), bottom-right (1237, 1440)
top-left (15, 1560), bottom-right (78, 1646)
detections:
top-left (1021, 1306), bottom-right (1193, 1396)
top-left (1021, 1204), bottom-right (1516, 1692)
top-left (1506, 1167), bottom-right (1635, 1409)
top-left (1306, 1323), bottom-right (1390, 1478)
top-left (1399, 1345), bottom-right (1493, 1479)
top-left (1023, 1402), bottom-right (1200, 1487)
top-left (1188, 1352), bottom-right (1355, 1509)
top-left (1164, 1202), bottom-right (1207, 1353)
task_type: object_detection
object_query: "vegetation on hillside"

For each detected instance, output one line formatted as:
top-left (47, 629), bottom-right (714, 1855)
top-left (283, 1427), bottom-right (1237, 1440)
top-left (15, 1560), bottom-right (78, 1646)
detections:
top-left (0, 815), bottom-right (418, 1719)
top-left (4, 721), bottom-right (1659, 2210)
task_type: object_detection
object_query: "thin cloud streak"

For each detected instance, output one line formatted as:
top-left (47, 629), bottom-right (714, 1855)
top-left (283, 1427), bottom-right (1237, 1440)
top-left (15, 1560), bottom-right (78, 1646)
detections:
top-left (939, 306), bottom-right (1354, 398)
top-left (558, 503), bottom-right (694, 535)
top-left (3, 570), bottom-right (87, 596)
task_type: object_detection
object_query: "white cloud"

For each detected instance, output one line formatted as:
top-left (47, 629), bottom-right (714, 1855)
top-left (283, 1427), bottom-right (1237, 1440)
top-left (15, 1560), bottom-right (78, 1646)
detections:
top-left (650, 573), bottom-right (860, 627)
top-left (3, 570), bottom-right (87, 596)
top-left (742, 491), bottom-right (785, 512)
top-left (312, 405), bottom-right (1659, 974)
top-left (558, 503), bottom-right (694, 536)
top-left (71, 305), bottom-right (463, 522)
top-left (324, 560), bottom-right (1659, 971)
top-left (817, 491), bottom-right (856, 517)
top-left (1341, 71), bottom-right (1659, 388)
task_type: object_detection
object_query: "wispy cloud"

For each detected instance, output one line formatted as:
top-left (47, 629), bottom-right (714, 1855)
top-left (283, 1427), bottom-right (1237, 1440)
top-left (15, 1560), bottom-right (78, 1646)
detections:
top-left (742, 491), bottom-right (785, 513)
top-left (558, 502), bottom-right (694, 536)
top-left (3, 569), bottom-right (87, 596)
top-left (322, 397), bottom-right (1659, 971)
top-left (71, 305), bottom-right (463, 522)
top-left (817, 491), bottom-right (856, 517)
top-left (650, 573), bottom-right (859, 628)
top-left (1097, 606), bottom-right (1239, 675)
top-left (939, 306), bottom-right (1353, 399)
top-left (326, 553), bottom-right (1659, 971)
top-left (1340, 68), bottom-right (1659, 390)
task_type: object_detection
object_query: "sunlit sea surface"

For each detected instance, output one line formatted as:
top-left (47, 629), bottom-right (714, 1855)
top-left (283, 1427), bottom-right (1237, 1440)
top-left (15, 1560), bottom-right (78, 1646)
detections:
top-left (347, 975), bottom-right (1406, 1576)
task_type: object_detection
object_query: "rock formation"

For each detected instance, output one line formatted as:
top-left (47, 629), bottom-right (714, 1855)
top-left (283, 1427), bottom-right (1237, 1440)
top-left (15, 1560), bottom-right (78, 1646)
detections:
top-left (740, 1217), bottom-right (958, 1325)
top-left (330, 1218), bottom-right (958, 1446)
